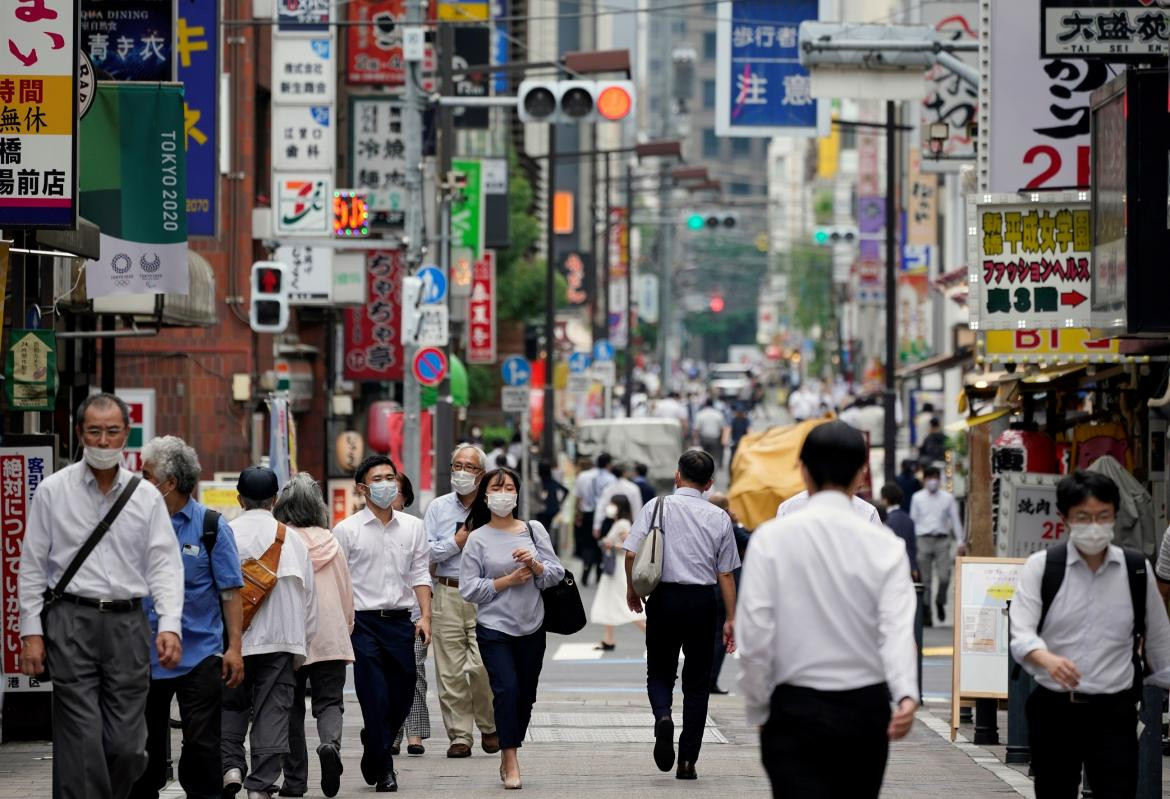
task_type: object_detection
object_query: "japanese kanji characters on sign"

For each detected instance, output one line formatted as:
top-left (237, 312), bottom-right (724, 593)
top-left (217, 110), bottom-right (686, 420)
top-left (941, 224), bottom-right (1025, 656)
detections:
top-left (0, 0), bottom-right (77, 228)
top-left (997, 474), bottom-right (1065, 558)
top-left (271, 37), bottom-right (334, 104)
top-left (1, 437), bottom-right (53, 693)
top-left (346, 0), bottom-right (437, 86)
top-left (178, 0), bottom-right (217, 236)
top-left (80, 0), bottom-right (173, 82)
top-left (275, 244), bottom-right (333, 305)
top-left (920, 1), bottom-right (978, 169)
top-left (344, 249), bottom-right (405, 381)
top-left (349, 97), bottom-right (407, 226)
top-left (467, 251), bottom-right (496, 364)
top-left (274, 173), bottom-right (331, 234)
top-left (715, 0), bottom-right (820, 137)
top-left (967, 193), bottom-right (1092, 330)
top-left (279, 0), bottom-right (330, 32)
top-left (1041, 2), bottom-right (1169, 59)
top-left (272, 104), bottom-right (335, 171)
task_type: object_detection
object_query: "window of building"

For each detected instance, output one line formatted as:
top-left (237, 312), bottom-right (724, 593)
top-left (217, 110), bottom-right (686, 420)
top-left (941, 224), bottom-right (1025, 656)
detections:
top-left (672, 19), bottom-right (686, 34)
top-left (730, 181), bottom-right (752, 196)
top-left (731, 137), bottom-right (751, 156)
top-left (702, 79), bottom-right (716, 109)
top-left (703, 31), bottom-right (717, 60)
top-left (703, 128), bottom-right (720, 159)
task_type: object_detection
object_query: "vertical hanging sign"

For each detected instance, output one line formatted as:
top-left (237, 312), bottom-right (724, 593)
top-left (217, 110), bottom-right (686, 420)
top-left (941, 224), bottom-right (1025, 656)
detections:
top-left (467, 250), bottom-right (496, 364)
top-left (178, 0), bottom-right (218, 236)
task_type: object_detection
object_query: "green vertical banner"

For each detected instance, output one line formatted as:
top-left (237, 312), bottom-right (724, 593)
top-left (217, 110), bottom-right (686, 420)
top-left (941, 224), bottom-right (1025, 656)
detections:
top-left (5, 330), bottom-right (57, 412)
top-left (451, 158), bottom-right (484, 258)
top-left (80, 82), bottom-right (189, 298)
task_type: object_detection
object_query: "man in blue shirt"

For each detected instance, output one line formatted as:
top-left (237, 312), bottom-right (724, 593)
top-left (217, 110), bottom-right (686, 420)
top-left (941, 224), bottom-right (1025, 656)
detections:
top-left (131, 436), bottom-right (244, 799)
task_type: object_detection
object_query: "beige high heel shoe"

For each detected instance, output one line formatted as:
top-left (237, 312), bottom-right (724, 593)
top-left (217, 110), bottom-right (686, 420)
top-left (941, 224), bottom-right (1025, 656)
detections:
top-left (504, 770), bottom-right (522, 790)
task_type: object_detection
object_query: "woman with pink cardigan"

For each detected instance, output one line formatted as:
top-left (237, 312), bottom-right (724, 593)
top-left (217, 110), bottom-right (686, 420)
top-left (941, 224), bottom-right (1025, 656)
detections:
top-left (274, 473), bottom-right (356, 798)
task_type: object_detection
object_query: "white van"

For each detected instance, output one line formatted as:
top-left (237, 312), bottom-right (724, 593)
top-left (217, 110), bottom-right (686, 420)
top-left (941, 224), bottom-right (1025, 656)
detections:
top-left (574, 417), bottom-right (685, 494)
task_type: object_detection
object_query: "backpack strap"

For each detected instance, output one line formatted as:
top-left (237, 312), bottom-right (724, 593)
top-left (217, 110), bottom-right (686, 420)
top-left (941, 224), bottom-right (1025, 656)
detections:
top-left (1123, 547), bottom-right (1148, 693)
top-left (1037, 542), bottom-right (1068, 635)
top-left (202, 508), bottom-right (222, 592)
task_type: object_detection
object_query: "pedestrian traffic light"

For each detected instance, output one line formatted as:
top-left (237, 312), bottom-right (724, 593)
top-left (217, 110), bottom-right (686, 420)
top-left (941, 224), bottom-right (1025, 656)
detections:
top-left (811, 225), bottom-right (858, 246)
top-left (250, 261), bottom-right (289, 334)
top-left (517, 80), bottom-right (636, 123)
top-left (709, 293), bottom-right (725, 313)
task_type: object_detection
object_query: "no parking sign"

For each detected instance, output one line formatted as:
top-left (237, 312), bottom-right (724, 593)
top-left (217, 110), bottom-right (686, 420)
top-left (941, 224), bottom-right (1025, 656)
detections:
top-left (412, 347), bottom-right (448, 387)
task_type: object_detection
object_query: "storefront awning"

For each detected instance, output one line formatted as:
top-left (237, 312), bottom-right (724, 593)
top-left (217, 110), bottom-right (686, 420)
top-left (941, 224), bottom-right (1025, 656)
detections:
top-left (161, 250), bottom-right (217, 327)
top-left (896, 346), bottom-right (974, 379)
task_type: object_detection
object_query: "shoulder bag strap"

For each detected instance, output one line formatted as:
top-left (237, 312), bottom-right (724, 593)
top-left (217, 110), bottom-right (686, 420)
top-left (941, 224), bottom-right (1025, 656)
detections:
top-left (1124, 549), bottom-right (1148, 678)
top-left (46, 475), bottom-right (142, 601)
top-left (1037, 542), bottom-right (1068, 635)
top-left (258, 521), bottom-right (286, 574)
top-left (202, 509), bottom-right (222, 593)
top-left (651, 495), bottom-right (665, 533)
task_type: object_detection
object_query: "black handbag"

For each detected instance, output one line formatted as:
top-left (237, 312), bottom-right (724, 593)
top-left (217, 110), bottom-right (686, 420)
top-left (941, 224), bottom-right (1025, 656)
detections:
top-left (37, 476), bottom-right (141, 682)
top-left (525, 522), bottom-right (586, 635)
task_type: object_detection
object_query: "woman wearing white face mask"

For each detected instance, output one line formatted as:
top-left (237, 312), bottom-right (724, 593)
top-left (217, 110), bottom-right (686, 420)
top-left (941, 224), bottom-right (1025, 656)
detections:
top-left (589, 495), bottom-right (646, 651)
top-left (460, 468), bottom-right (566, 790)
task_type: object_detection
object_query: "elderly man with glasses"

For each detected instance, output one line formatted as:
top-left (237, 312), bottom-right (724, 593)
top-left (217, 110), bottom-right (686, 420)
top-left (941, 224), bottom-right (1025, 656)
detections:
top-left (423, 445), bottom-right (499, 758)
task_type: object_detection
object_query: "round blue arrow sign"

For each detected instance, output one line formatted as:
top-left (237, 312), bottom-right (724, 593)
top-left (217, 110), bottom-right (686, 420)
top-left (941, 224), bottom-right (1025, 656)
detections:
top-left (501, 356), bottom-right (531, 387)
top-left (569, 352), bottom-right (591, 374)
top-left (417, 265), bottom-right (447, 305)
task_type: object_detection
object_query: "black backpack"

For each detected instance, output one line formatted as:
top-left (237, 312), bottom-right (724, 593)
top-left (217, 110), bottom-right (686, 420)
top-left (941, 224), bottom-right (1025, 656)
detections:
top-left (1034, 542), bottom-right (1149, 697)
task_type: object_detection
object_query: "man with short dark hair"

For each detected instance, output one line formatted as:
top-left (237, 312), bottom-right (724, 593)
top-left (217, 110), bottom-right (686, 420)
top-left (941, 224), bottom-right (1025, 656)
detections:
top-left (878, 484), bottom-right (919, 580)
top-left (919, 417), bottom-right (948, 463)
top-left (19, 393), bottom-right (185, 799)
top-left (1010, 470), bottom-right (1170, 799)
top-left (739, 421), bottom-right (918, 798)
top-left (632, 463), bottom-right (656, 506)
top-left (910, 465), bottom-right (964, 626)
top-left (623, 450), bottom-right (740, 781)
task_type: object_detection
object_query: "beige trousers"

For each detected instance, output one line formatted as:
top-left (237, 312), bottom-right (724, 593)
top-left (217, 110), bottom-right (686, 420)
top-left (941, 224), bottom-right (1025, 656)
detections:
top-left (432, 581), bottom-right (496, 745)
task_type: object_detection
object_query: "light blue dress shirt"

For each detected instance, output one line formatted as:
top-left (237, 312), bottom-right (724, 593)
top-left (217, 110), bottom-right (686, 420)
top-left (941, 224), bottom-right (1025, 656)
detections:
top-left (623, 487), bottom-right (741, 585)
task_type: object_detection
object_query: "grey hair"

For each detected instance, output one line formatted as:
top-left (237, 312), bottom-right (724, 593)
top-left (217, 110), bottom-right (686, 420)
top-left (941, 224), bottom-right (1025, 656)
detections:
top-left (141, 435), bottom-right (201, 495)
top-left (273, 472), bottom-right (329, 529)
top-left (76, 392), bottom-right (131, 428)
top-left (451, 444), bottom-right (487, 470)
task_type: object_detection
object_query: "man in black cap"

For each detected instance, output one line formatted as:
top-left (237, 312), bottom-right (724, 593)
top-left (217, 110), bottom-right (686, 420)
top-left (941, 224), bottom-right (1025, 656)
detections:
top-left (222, 467), bottom-right (317, 799)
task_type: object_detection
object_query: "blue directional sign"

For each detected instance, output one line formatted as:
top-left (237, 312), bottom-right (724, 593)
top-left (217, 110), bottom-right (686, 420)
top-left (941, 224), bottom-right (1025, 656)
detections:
top-left (501, 356), bottom-right (532, 387)
top-left (568, 352), bottom-right (592, 374)
top-left (593, 340), bottom-right (614, 362)
top-left (417, 265), bottom-right (448, 305)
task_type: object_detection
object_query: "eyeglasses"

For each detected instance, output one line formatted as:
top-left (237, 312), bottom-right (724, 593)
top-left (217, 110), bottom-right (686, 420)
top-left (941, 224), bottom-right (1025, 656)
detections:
top-left (1068, 512), bottom-right (1115, 524)
top-left (451, 463), bottom-right (482, 473)
top-left (82, 426), bottom-right (126, 439)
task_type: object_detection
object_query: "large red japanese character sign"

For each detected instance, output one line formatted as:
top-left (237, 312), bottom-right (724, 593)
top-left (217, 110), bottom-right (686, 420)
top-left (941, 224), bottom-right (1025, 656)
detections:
top-left (0, 0), bottom-right (77, 228)
top-left (344, 249), bottom-right (405, 381)
top-left (466, 250), bottom-right (495, 365)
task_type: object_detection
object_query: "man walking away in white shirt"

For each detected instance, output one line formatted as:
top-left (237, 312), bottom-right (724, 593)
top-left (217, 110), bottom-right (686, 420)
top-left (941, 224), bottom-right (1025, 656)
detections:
top-left (693, 401), bottom-right (729, 470)
top-left (591, 462), bottom-right (643, 537)
top-left (223, 467), bottom-right (316, 799)
top-left (909, 466), bottom-right (965, 626)
top-left (1009, 471), bottom-right (1170, 799)
top-left (335, 456), bottom-right (432, 792)
top-left (738, 421), bottom-right (918, 799)
top-left (19, 393), bottom-right (184, 799)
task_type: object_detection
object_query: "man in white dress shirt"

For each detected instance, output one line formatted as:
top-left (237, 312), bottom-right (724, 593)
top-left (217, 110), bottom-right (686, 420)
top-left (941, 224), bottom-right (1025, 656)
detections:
top-left (19, 393), bottom-right (184, 799)
top-left (776, 488), bottom-right (881, 525)
top-left (425, 445), bottom-right (499, 758)
top-left (1009, 471), bottom-right (1170, 799)
top-left (335, 455), bottom-right (432, 792)
top-left (222, 466), bottom-right (316, 799)
top-left (592, 462), bottom-right (643, 537)
top-left (739, 421), bottom-right (918, 798)
top-left (909, 465), bottom-right (965, 626)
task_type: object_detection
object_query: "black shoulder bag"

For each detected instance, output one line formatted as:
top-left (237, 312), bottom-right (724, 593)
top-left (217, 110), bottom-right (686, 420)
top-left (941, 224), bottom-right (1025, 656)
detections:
top-left (37, 476), bottom-right (141, 681)
top-left (525, 522), bottom-right (587, 635)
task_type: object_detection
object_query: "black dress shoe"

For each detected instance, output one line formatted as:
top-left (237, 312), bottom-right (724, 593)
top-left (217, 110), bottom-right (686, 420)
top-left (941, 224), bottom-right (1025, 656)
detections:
top-left (390, 743), bottom-right (400, 756)
top-left (375, 771), bottom-right (399, 792)
top-left (594, 641), bottom-right (616, 651)
top-left (936, 602), bottom-right (946, 623)
top-left (317, 743), bottom-right (343, 798)
top-left (709, 686), bottom-right (728, 695)
top-left (676, 761), bottom-right (697, 780)
top-left (277, 788), bottom-right (305, 797)
top-left (359, 728), bottom-right (378, 786)
top-left (407, 743), bottom-right (425, 755)
top-left (653, 716), bottom-right (676, 772)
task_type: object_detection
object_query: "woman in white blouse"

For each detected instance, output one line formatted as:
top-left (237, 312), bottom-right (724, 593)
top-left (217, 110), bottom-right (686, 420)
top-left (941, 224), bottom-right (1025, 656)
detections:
top-left (590, 494), bottom-right (646, 650)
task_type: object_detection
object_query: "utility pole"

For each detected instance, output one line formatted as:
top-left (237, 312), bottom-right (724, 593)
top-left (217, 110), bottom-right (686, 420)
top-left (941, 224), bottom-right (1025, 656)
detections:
top-left (883, 100), bottom-right (898, 486)
top-left (434, 20), bottom-right (456, 497)
top-left (402, 0), bottom-right (425, 489)
top-left (542, 121), bottom-right (558, 458)
top-left (623, 160), bottom-right (634, 416)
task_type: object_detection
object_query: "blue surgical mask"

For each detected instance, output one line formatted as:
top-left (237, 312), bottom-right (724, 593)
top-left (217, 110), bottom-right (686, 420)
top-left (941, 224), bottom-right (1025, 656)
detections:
top-left (367, 480), bottom-right (398, 509)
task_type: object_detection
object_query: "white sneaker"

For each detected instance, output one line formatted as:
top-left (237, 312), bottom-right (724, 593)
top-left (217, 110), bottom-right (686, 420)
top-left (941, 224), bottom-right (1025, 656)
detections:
top-left (223, 768), bottom-right (243, 796)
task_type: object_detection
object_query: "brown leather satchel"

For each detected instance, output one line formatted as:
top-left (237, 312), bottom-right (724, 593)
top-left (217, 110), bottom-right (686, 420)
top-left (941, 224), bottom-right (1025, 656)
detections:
top-left (240, 522), bottom-right (286, 632)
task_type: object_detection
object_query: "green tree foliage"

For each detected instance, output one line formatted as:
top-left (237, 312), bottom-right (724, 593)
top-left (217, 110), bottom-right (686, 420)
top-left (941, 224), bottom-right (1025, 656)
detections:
top-left (494, 152), bottom-right (565, 322)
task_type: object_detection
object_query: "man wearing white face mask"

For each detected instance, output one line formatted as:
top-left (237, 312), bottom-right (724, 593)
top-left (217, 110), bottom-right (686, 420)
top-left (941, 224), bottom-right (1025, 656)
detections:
top-left (1010, 470), bottom-right (1170, 799)
top-left (19, 393), bottom-right (184, 799)
top-left (909, 466), bottom-right (965, 626)
top-left (334, 455), bottom-right (431, 792)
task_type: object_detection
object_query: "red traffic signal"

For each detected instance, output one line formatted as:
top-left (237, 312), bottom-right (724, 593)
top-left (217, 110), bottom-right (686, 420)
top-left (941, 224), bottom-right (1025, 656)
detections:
top-left (709, 294), bottom-right (725, 313)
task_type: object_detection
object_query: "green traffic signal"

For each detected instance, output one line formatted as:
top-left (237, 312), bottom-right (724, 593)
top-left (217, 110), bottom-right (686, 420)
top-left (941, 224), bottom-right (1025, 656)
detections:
top-left (687, 214), bottom-right (705, 231)
top-left (813, 229), bottom-right (829, 245)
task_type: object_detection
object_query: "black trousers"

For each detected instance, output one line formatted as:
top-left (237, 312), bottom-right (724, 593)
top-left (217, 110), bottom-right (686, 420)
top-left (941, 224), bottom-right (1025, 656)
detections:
top-left (760, 683), bottom-right (891, 799)
top-left (130, 654), bottom-right (223, 799)
top-left (574, 510), bottom-right (601, 583)
top-left (645, 582), bottom-right (717, 763)
top-left (1027, 687), bottom-right (1138, 799)
top-left (352, 611), bottom-right (416, 777)
top-left (476, 625), bottom-right (547, 749)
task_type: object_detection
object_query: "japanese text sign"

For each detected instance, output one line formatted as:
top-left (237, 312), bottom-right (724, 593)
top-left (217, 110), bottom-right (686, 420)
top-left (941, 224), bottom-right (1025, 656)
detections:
top-left (967, 193), bottom-right (1092, 330)
top-left (997, 474), bottom-right (1064, 557)
top-left (715, 0), bottom-right (819, 137)
top-left (272, 37), bottom-right (334, 104)
top-left (349, 97), bottom-right (406, 225)
top-left (272, 105), bottom-right (334, 171)
top-left (275, 243), bottom-right (332, 305)
top-left (979, 328), bottom-right (1131, 363)
top-left (921, 1), bottom-right (978, 169)
top-left (81, 0), bottom-right (173, 81)
top-left (467, 250), bottom-right (496, 364)
top-left (178, 0), bottom-right (217, 236)
top-left (1041, 1), bottom-right (1169, 60)
top-left (346, 0), bottom-right (436, 86)
top-left (279, 0), bottom-right (330, 32)
top-left (451, 157), bottom-right (483, 256)
top-left (4, 329), bottom-right (56, 411)
top-left (1, 436), bottom-right (53, 692)
top-left (0, 0), bottom-right (78, 228)
top-left (274, 173), bottom-right (331, 235)
top-left (344, 249), bottom-right (405, 381)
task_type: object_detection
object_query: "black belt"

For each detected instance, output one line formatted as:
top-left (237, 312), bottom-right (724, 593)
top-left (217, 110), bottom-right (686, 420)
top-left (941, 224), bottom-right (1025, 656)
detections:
top-left (1036, 686), bottom-right (1132, 705)
top-left (358, 608), bottom-right (411, 620)
top-left (48, 592), bottom-right (142, 612)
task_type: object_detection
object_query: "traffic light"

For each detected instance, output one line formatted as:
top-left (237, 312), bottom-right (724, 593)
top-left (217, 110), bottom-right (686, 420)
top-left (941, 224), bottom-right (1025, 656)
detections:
top-left (517, 80), bottom-right (636, 123)
top-left (683, 211), bottom-right (738, 230)
top-left (250, 261), bottom-right (289, 333)
top-left (709, 293), bottom-right (725, 313)
top-left (811, 225), bottom-right (858, 246)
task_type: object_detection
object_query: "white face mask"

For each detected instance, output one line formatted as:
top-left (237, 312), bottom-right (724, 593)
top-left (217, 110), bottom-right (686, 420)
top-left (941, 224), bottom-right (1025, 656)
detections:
top-left (1069, 522), bottom-right (1114, 555)
top-left (451, 471), bottom-right (478, 495)
top-left (604, 504), bottom-right (618, 519)
top-left (366, 480), bottom-right (398, 509)
top-left (925, 478), bottom-right (940, 493)
top-left (84, 446), bottom-right (123, 470)
top-left (486, 492), bottom-right (518, 517)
